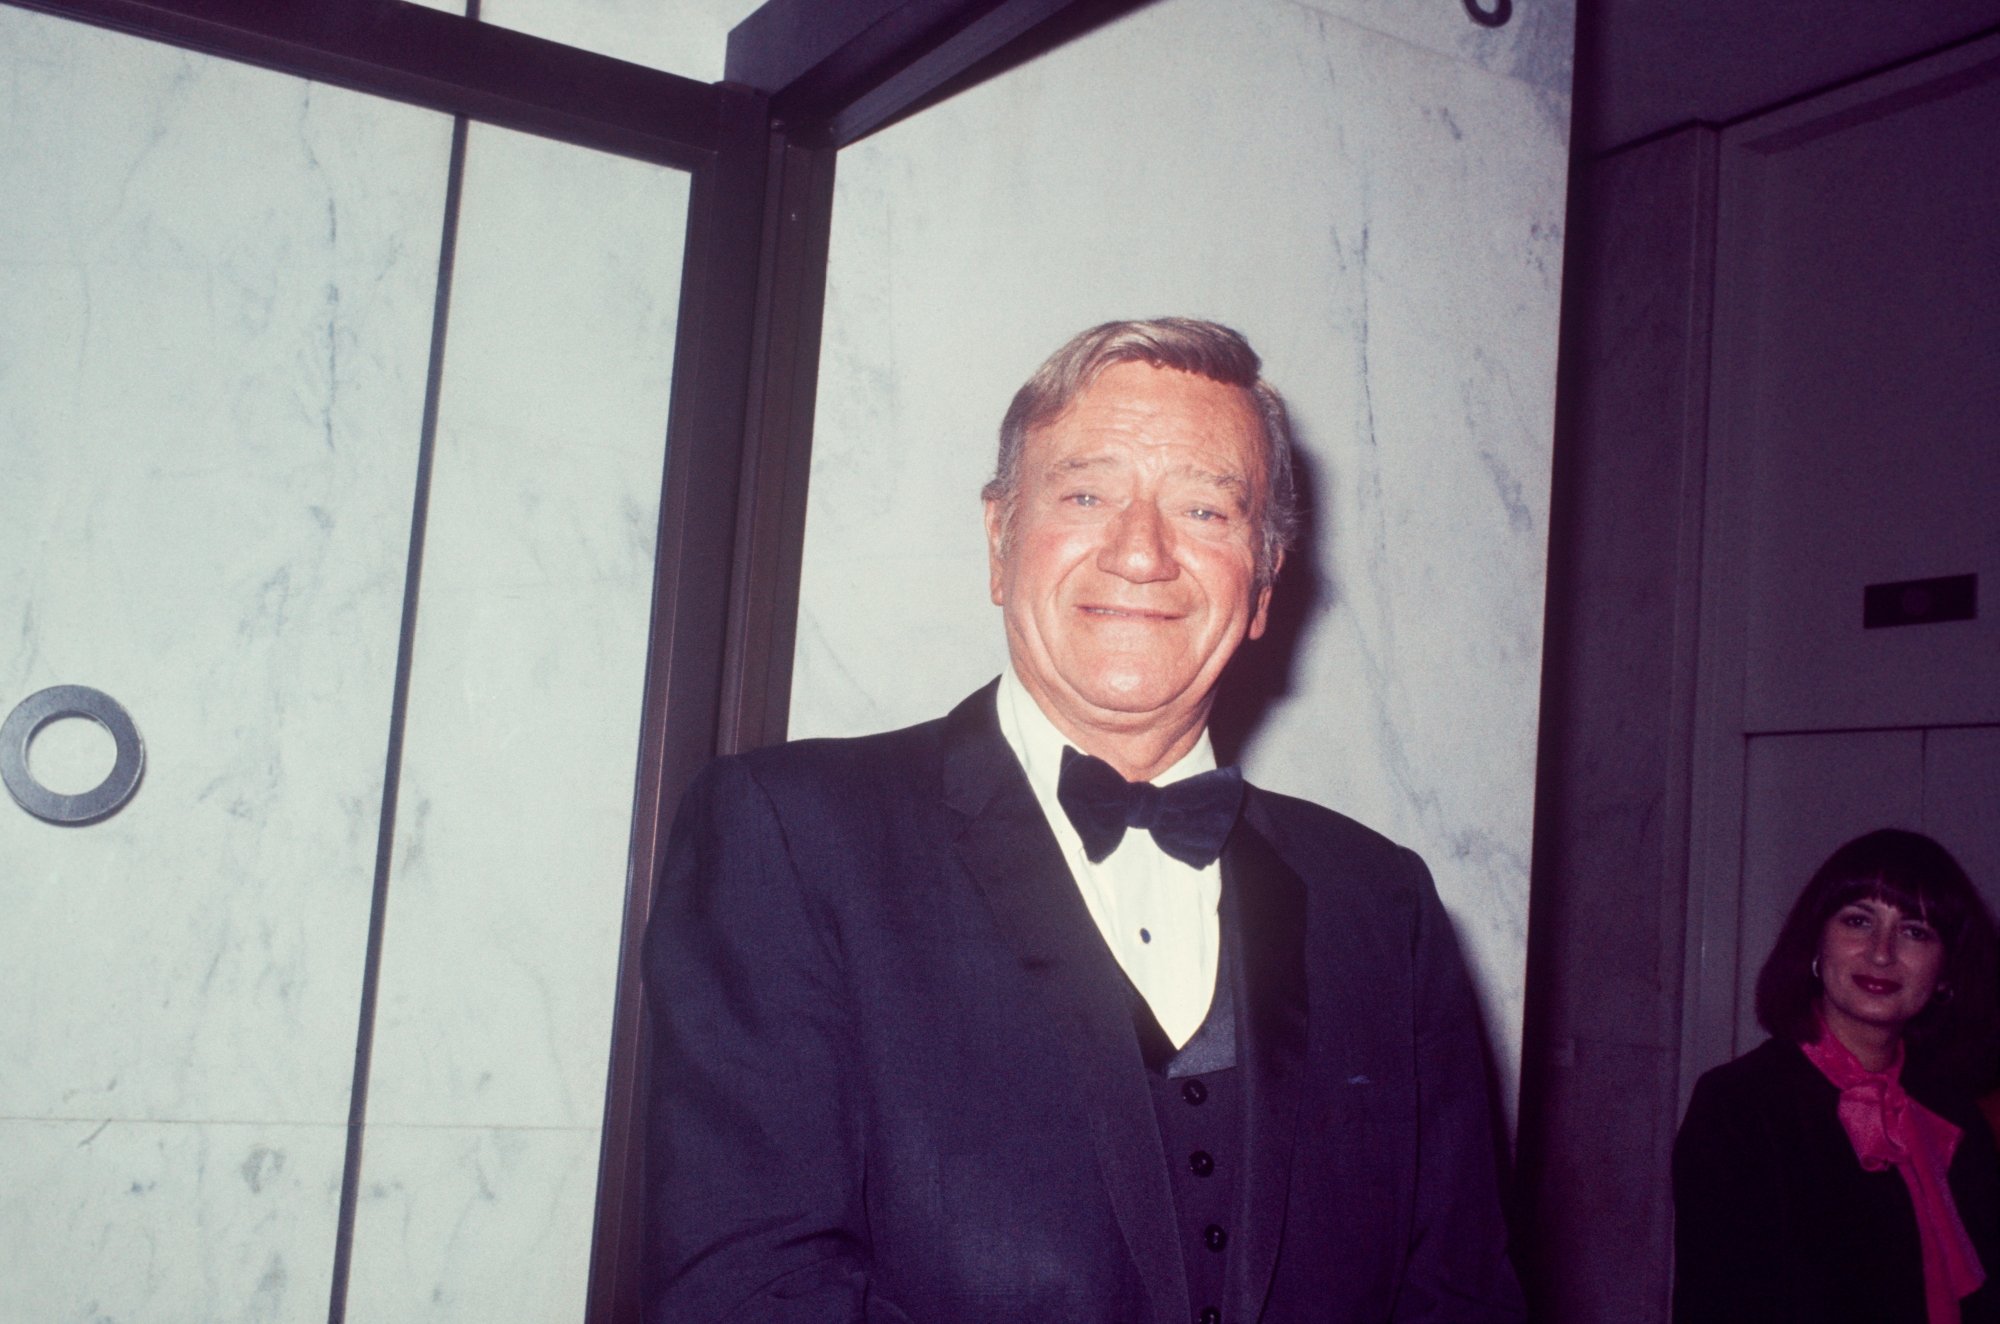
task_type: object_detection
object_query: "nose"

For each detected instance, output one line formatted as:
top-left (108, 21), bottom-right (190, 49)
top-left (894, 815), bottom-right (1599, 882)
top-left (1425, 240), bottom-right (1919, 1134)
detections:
top-left (1869, 926), bottom-right (1897, 965)
top-left (1098, 501), bottom-right (1177, 583)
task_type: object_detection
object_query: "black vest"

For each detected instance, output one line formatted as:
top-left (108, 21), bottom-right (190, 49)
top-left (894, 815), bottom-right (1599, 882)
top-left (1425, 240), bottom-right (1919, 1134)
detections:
top-left (1130, 918), bottom-right (1242, 1324)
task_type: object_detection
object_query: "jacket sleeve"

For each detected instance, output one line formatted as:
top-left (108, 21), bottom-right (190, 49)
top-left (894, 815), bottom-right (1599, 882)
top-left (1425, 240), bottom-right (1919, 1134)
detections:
top-left (641, 758), bottom-right (911, 1324)
top-left (1396, 848), bottom-right (1529, 1322)
top-left (1671, 1067), bottom-right (1789, 1323)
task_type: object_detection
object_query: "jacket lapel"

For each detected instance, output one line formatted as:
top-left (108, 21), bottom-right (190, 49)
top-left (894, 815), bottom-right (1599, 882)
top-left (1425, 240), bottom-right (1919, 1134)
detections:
top-left (939, 685), bottom-right (1189, 1324)
top-left (1221, 812), bottom-right (1309, 1324)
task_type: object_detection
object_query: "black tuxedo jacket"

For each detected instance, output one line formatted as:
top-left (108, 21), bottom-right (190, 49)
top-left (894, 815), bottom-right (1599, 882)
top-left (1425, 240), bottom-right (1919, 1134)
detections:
top-left (643, 683), bottom-right (1522, 1323)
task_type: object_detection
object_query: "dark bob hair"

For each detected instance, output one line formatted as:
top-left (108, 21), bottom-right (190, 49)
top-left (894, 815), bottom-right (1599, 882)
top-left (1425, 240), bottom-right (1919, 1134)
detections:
top-left (1756, 828), bottom-right (2000, 1085)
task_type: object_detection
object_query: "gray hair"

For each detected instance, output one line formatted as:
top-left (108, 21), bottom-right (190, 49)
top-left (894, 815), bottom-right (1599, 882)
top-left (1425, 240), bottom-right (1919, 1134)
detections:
top-left (982, 317), bottom-right (1299, 590)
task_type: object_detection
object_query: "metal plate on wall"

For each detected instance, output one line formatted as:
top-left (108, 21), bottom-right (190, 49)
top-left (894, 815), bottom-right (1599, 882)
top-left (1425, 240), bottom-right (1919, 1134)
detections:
top-left (0, 685), bottom-right (146, 825)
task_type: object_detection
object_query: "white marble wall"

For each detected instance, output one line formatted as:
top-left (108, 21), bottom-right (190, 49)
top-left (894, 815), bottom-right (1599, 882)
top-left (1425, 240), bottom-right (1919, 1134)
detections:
top-left (342, 122), bottom-right (685, 1321)
top-left (478, 0), bottom-right (757, 82)
top-left (2, 9), bottom-right (693, 1320)
top-left (0, 9), bottom-right (450, 1319)
top-left (791, 0), bottom-right (1575, 1106)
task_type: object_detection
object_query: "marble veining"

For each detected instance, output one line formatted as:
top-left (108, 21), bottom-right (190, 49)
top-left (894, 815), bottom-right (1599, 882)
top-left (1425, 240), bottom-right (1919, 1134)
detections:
top-left (1, 7), bottom-right (455, 1316)
top-left (0, 1118), bottom-right (346, 1323)
top-left (0, 8), bottom-right (448, 1126)
top-left (357, 124), bottom-right (686, 1143)
top-left (343, 1125), bottom-right (603, 1322)
top-left (1286, 0), bottom-right (1575, 128)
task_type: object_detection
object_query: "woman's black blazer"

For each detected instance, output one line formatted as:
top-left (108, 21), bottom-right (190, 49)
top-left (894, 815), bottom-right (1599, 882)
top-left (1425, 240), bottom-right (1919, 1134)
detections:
top-left (1674, 1036), bottom-right (2000, 1324)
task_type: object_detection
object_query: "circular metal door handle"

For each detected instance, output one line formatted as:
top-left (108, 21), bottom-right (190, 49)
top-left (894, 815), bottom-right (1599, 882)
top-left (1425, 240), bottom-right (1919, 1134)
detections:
top-left (0, 686), bottom-right (146, 825)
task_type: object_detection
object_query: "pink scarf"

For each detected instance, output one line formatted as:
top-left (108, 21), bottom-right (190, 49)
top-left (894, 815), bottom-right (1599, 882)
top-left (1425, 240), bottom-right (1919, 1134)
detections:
top-left (1801, 1028), bottom-right (1986, 1324)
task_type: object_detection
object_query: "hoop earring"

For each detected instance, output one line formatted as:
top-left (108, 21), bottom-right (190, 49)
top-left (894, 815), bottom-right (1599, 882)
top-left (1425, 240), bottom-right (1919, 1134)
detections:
top-left (1933, 983), bottom-right (1954, 1005)
top-left (1811, 957), bottom-right (1821, 982)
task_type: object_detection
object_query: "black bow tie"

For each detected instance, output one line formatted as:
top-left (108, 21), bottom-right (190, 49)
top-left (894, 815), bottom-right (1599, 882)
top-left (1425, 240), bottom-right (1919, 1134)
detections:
top-left (1055, 746), bottom-right (1244, 868)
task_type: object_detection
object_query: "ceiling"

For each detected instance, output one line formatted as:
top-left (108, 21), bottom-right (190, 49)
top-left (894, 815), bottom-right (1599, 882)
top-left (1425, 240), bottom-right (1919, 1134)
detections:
top-left (1574, 0), bottom-right (2000, 156)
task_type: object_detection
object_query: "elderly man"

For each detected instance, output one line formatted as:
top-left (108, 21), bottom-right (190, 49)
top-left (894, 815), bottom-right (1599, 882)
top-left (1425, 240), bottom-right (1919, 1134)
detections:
top-left (644, 319), bottom-right (1522, 1323)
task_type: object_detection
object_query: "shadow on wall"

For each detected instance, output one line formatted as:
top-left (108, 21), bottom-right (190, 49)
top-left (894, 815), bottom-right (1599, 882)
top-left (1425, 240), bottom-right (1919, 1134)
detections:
top-left (1209, 432), bottom-right (1520, 1214)
top-left (1210, 438), bottom-right (1326, 768)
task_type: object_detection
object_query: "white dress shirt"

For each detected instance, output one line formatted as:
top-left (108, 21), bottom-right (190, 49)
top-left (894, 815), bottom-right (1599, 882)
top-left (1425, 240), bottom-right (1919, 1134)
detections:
top-left (995, 666), bottom-right (1222, 1047)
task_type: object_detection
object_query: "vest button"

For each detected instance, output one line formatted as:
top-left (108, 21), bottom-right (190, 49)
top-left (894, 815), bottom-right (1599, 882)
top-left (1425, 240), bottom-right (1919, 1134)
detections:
top-left (1181, 1079), bottom-right (1207, 1106)
top-left (1198, 1309), bottom-right (1221, 1324)
top-left (1189, 1149), bottom-right (1214, 1177)
top-left (1203, 1223), bottom-right (1228, 1252)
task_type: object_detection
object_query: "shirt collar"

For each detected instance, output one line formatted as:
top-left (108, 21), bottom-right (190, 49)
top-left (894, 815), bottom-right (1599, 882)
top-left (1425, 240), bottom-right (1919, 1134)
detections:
top-left (995, 664), bottom-right (1217, 807)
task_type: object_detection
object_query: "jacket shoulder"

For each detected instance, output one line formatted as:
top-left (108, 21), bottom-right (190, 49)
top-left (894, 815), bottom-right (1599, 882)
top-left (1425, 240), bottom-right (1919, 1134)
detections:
top-left (1242, 784), bottom-right (1427, 897)
top-left (690, 682), bottom-right (1004, 821)
top-left (727, 714), bottom-right (946, 788)
top-left (1679, 1038), bottom-right (1823, 1148)
top-left (1690, 1036), bottom-right (1808, 1094)
top-left (675, 728), bottom-right (937, 853)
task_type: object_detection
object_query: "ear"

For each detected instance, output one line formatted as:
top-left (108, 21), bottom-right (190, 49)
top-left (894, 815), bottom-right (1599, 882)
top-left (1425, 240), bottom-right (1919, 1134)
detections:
top-left (984, 496), bottom-right (1009, 605)
top-left (1246, 549), bottom-right (1283, 640)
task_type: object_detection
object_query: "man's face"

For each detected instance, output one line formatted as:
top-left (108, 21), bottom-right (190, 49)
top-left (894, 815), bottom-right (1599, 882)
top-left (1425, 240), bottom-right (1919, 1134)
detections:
top-left (986, 361), bottom-right (1277, 748)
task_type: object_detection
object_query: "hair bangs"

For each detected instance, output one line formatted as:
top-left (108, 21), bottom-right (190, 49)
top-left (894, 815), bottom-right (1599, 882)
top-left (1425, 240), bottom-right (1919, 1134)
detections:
top-left (1821, 864), bottom-right (1973, 944)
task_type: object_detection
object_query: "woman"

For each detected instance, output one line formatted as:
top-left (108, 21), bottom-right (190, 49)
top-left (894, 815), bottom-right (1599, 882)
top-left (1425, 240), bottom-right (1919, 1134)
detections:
top-left (1674, 828), bottom-right (2000, 1324)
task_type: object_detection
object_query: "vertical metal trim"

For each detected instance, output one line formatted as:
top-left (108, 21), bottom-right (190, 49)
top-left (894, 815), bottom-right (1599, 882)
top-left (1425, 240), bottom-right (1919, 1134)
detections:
top-left (717, 134), bottom-right (839, 754)
top-left (584, 84), bottom-right (775, 1324)
top-left (326, 108), bottom-right (470, 1324)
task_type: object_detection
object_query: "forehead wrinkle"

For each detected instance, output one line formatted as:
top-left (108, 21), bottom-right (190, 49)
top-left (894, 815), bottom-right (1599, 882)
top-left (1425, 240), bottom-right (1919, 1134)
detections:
top-left (1046, 452), bottom-right (1251, 492)
top-left (1049, 453), bottom-right (1117, 475)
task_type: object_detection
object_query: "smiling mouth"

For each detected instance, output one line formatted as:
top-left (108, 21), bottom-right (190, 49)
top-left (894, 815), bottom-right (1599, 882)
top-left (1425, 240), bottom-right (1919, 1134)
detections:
top-left (1852, 976), bottom-right (1902, 995)
top-left (1080, 605), bottom-right (1181, 621)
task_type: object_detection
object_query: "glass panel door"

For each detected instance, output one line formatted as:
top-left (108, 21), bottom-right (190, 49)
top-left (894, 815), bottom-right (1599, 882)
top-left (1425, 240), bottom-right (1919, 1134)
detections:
top-left (342, 121), bottom-right (687, 1321)
top-left (0, 9), bottom-right (690, 1318)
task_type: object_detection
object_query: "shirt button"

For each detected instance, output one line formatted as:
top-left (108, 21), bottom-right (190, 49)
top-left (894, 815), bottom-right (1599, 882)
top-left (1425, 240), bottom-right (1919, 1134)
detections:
top-left (1204, 1223), bottom-right (1228, 1252)
top-left (1189, 1150), bottom-right (1214, 1177)
top-left (1181, 1079), bottom-right (1207, 1106)
top-left (1198, 1310), bottom-right (1221, 1324)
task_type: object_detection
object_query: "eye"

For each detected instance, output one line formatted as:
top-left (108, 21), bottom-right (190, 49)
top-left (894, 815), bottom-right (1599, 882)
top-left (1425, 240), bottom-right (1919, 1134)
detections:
top-left (1902, 923), bottom-right (1937, 942)
top-left (1187, 506), bottom-right (1222, 522)
top-left (1839, 911), bottom-right (1872, 929)
top-left (1065, 491), bottom-right (1101, 508)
